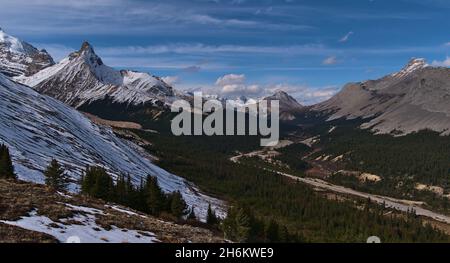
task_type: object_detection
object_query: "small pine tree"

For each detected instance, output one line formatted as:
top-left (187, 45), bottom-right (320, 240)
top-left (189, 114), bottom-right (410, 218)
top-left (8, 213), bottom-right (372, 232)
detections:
top-left (206, 204), bottom-right (218, 225)
top-left (170, 191), bottom-right (187, 219)
top-left (221, 206), bottom-right (250, 242)
top-left (0, 144), bottom-right (16, 180)
top-left (145, 175), bottom-right (165, 216)
top-left (44, 159), bottom-right (68, 191)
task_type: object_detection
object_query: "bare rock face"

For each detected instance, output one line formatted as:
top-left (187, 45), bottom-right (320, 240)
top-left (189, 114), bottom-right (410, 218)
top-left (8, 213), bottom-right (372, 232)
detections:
top-left (17, 41), bottom-right (175, 108)
top-left (0, 28), bottom-right (54, 77)
top-left (314, 58), bottom-right (450, 135)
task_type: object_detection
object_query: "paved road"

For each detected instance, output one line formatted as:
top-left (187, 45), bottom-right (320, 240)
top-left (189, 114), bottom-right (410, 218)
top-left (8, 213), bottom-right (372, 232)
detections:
top-left (276, 170), bottom-right (450, 224)
top-left (230, 148), bottom-right (450, 225)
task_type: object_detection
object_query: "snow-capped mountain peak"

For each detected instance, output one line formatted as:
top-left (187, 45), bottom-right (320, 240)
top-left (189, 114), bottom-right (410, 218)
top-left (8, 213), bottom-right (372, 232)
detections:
top-left (17, 41), bottom-right (175, 108)
top-left (0, 28), bottom-right (54, 77)
top-left (77, 41), bottom-right (105, 66)
top-left (0, 28), bottom-right (27, 54)
top-left (391, 58), bottom-right (428, 79)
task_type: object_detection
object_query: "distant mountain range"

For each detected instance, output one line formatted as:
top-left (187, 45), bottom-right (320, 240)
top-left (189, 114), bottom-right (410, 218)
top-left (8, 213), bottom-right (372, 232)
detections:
top-left (3, 26), bottom-right (450, 136)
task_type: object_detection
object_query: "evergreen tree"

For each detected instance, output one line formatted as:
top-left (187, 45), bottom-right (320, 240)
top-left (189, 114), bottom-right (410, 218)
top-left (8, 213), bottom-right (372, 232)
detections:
top-left (114, 174), bottom-right (127, 204)
top-left (44, 159), bottom-right (68, 191)
top-left (0, 144), bottom-right (16, 180)
top-left (81, 166), bottom-right (114, 200)
top-left (206, 204), bottom-right (218, 225)
top-left (170, 191), bottom-right (187, 219)
top-left (221, 206), bottom-right (250, 242)
top-left (145, 175), bottom-right (165, 216)
top-left (265, 219), bottom-right (280, 242)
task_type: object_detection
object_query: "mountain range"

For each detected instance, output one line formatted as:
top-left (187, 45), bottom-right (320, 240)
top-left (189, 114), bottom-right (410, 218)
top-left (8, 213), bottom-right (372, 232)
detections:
top-left (16, 42), bottom-right (175, 109)
top-left (1, 27), bottom-right (450, 243)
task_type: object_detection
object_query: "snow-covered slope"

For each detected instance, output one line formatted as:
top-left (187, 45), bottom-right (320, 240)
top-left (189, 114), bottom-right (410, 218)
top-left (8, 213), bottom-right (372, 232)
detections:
top-left (17, 42), bottom-right (175, 108)
top-left (314, 58), bottom-right (450, 135)
top-left (0, 28), bottom-right (54, 77)
top-left (0, 73), bottom-right (223, 219)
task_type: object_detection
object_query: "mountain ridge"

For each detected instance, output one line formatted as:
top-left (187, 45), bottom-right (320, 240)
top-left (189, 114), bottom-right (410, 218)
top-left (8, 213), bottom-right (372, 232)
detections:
top-left (313, 58), bottom-right (450, 135)
top-left (16, 41), bottom-right (175, 108)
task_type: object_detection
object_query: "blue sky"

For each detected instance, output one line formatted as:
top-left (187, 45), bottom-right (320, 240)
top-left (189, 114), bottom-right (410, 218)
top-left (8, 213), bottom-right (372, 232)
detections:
top-left (1, 0), bottom-right (449, 104)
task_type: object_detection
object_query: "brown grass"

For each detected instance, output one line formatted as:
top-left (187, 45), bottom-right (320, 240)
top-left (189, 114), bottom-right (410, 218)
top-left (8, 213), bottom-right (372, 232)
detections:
top-left (0, 179), bottom-right (223, 243)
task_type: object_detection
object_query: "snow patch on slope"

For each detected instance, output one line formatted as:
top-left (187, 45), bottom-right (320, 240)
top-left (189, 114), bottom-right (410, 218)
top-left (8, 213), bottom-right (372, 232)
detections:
top-left (1, 209), bottom-right (158, 243)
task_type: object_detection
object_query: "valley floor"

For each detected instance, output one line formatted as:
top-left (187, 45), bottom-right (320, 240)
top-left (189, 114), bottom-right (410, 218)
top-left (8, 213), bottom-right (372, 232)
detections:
top-left (230, 142), bottom-right (450, 235)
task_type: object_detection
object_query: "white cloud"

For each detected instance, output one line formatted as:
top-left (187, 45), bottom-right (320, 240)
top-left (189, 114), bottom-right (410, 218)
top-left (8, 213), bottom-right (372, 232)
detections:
top-left (0, 0), bottom-right (312, 36)
top-left (214, 74), bottom-right (260, 96)
top-left (215, 74), bottom-right (246, 86)
top-left (221, 84), bottom-right (260, 95)
top-left (322, 56), bottom-right (338, 65)
top-left (432, 56), bottom-right (450, 67)
top-left (339, 31), bottom-right (354, 42)
top-left (210, 74), bottom-right (339, 104)
top-left (97, 43), bottom-right (327, 56)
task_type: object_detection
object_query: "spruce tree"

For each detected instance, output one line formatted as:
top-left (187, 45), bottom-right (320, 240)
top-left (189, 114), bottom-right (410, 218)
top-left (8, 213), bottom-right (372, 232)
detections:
top-left (170, 191), bottom-right (187, 219)
top-left (0, 144), bottom-right (16, 180)
top-left (221, 206), bottom-right (250, 242)
top-left (206, 204), bottom-right (218, 225)
top-left (82, 166), bottom-right (113, 200)
top-left (145, 175), bottom-right (165, 216)
top-left (44, 159), bottom-right (68, 191)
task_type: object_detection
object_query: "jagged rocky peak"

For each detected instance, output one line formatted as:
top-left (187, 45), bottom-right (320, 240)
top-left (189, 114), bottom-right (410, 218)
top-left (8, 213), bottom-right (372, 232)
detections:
top-left (391, 58), bottom-right (428, 79)
top-left (71, 41), bottom-right (104, 66)
top-left (17, 40), bottom-right (175, 108)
